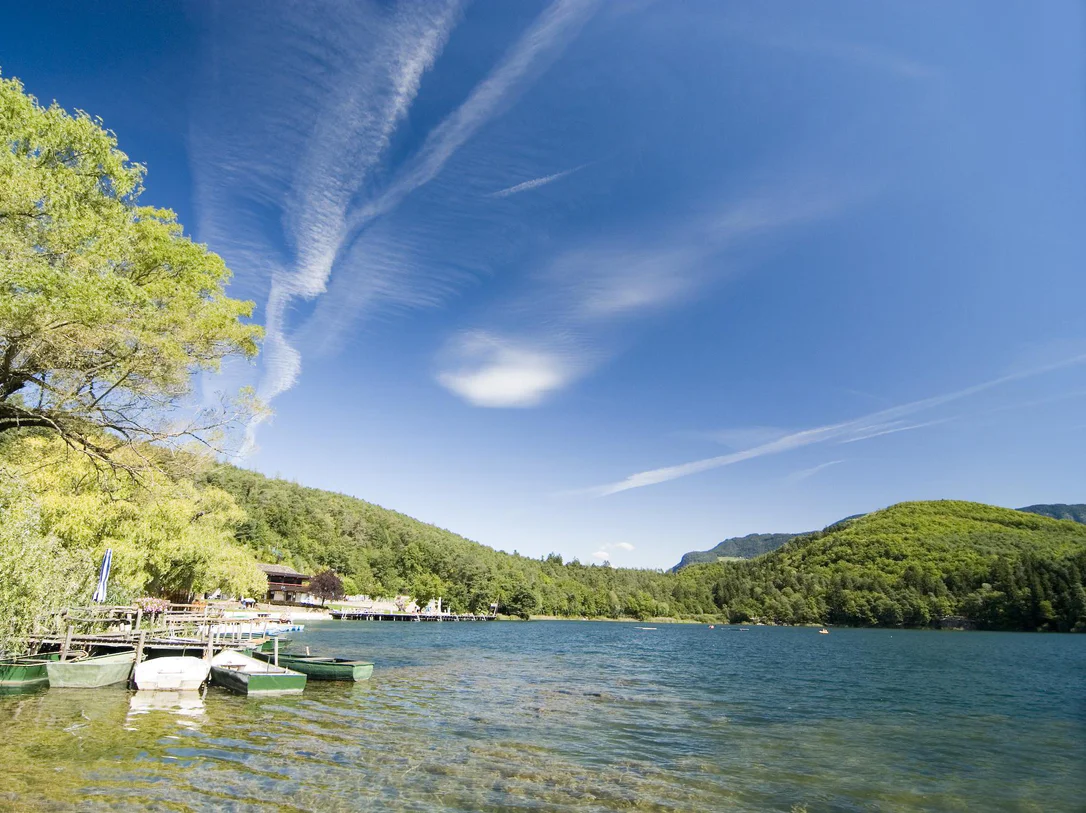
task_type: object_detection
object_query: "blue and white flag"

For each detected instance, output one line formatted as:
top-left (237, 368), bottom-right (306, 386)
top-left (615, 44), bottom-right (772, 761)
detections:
top-left (91, 548), bottom-right (113, 604)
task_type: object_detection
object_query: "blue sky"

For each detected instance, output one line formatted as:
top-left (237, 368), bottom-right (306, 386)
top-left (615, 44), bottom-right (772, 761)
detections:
top-left (4, 1), bottom-right (1086, 568)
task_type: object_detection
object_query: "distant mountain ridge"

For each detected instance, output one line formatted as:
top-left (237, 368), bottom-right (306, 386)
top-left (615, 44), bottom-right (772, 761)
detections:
top-left (1019, 504), bottom-right (1086, 524)
top-left (672, 504), bottom-right (1085, 571)
top-left (671, 533), bottom-right (803, 571)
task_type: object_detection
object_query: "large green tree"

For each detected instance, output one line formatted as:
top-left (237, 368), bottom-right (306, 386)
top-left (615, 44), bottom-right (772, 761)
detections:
top-left (9, 434), bottom-right (267, 603)
top-left (0, 75), bottom-right (261, 461)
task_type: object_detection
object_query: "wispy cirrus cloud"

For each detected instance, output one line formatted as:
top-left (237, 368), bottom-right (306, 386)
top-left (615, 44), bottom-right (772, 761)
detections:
top-left (190, 0), bottom-right (601, 451)
top-left (839, 418), bottom-right (951, 444)
top-left (489, 164), bottom-right (587, 198)
top-left (785, 459), bottom-right (844, 484)
top-left (721, 21), bottom-right (937, 80)
top-left (342, 0), bottom-right (601, 235)
top-left (701, 426), bottom-right (791, 449)
top-left (583, 351), bottom-right (1086, 497)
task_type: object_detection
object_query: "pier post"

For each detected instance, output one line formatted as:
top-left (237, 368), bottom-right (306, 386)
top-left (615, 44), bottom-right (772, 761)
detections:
top-left (60, 624), bottom-right (73, 661)
top-left (131, 630), bottom-right (147, 689)
top-left (273, 636), bottom-right (279, 667)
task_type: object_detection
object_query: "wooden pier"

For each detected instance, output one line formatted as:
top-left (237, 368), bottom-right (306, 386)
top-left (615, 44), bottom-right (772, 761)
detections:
top-left (28, 604), bottom-right (293, 663)
top-left (330, 610), bottom-right (497, 622)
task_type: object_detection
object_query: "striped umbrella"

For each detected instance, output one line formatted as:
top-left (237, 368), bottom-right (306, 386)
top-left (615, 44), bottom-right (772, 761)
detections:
top-left (91, 548), bottom-right (113, 604)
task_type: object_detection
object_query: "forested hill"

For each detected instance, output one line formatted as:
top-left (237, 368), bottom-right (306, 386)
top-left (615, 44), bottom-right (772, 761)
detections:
top-left (671, 532), bottom-right (802, 570)
top-left (673, 505), bottom-right (1085, 570)
top-left (203, 465), bottom-right (1086, 631)
top-left (1019, 504), bottom-right (1086, 524)
top-left (716, 500), bottom-right (1086, 631)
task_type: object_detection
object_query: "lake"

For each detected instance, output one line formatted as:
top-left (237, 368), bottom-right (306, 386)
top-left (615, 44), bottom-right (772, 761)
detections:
top-left (2, 621), bottom-right (1084, 811)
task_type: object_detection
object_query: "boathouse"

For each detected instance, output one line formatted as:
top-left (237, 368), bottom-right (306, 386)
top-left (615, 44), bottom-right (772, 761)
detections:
top-left (258, 563), bottom-right (311, 604)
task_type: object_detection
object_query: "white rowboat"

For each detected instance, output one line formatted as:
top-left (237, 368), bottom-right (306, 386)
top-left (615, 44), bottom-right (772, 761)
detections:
top-left (134, 656), bottom-right (210, 691)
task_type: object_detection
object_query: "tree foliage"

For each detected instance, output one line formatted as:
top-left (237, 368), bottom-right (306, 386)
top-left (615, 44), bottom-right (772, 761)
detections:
top-left (0, 75), bottom-right (261, 462)
top-left (309, 569), bottom-right (344, 605)
top-left (0, 468), bottom-right (93, 654)
top-left (4, 435), bottom-right (267, 604)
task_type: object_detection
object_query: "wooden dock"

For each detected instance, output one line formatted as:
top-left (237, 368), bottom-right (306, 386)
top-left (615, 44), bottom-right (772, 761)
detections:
top-left (28, 604), bottom-right (292, 661)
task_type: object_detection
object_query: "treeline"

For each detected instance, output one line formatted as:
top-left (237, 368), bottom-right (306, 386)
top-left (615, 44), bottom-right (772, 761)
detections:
top-left (206, 465), bottom-right (1086, 631)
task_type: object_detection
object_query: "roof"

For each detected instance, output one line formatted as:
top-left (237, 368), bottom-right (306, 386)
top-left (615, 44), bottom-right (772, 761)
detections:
top-left (257, 563), bottom-right (308, 578)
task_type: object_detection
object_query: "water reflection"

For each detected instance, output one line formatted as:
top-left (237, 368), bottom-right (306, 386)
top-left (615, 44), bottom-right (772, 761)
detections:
top-left (127, 689), bottom-right (206, 729)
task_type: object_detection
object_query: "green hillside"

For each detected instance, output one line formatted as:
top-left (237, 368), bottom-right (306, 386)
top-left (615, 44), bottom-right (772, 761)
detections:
top-left (705, 501), bottom-right (1086, 630)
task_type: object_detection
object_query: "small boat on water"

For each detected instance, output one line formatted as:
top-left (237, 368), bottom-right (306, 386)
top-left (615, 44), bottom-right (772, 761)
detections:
top-left (256, 636), bottom-right (292, 653)
top-left (0, 654), bottom-right (57, 691)
top-left (250, 650), bottom-right (373, 682)
top-left (134, 656), bottom-right (210, 691)
top-left (210, 650), bottom-right (307, 695)
top-left (818, 628), bottom-right (830, 634)
top-left (46, 650), bottom-right (135, 688)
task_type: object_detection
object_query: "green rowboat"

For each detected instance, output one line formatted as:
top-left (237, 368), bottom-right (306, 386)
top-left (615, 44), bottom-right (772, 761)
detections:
top-left (210, 650), bottom-right (307, 695)
top-left (46, 651), bottom-right (135, 688)
top-left (251, 650), bottom-right (374, 681)
top-left (256, 636), bottom-right (292, 653)
top-left (0, 655), bottom-right (57, 691)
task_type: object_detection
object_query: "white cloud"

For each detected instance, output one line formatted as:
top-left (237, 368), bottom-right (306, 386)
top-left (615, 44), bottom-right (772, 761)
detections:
top-left (591, 550), bottom-right (609, 560)
top-left (490, 164), bottom-right (587, 198)
top-left (441, 181), bottom-right (856, 408)
top-left (584, 351), bottom-right (1086, 496)
top-left (612, 541), bottom-right (635, 552)
top-left (437, 332), bottom-right (584, 408)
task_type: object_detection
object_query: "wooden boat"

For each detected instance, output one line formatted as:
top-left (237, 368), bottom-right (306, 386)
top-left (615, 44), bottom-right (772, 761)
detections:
top-left (0, 654), bottom-right (57, 691)
top-left (250, 650), bottom-right (374, 682)
top-left (46, 650), bottom-right (135, 688)
top-left (209, 650), bottom-right (307, 695)
top-left (134, 656), bottom-right (210, 691)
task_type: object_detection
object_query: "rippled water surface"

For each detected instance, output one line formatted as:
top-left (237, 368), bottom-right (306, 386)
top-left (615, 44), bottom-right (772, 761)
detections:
top-left (2, 621), bottom-right (1084, 811)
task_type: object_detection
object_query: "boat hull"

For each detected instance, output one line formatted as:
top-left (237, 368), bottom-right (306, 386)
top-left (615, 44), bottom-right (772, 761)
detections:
top-left (0, 657), bottom-right (53, 690)
top-left (209, 651), bottom-right (307, 695)
top-left (134, 656), bottom-right (210, 691)
top-left (251, 651), bottom-right (373, 681)
top-left (46, 652), bottom-right (135, 688)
